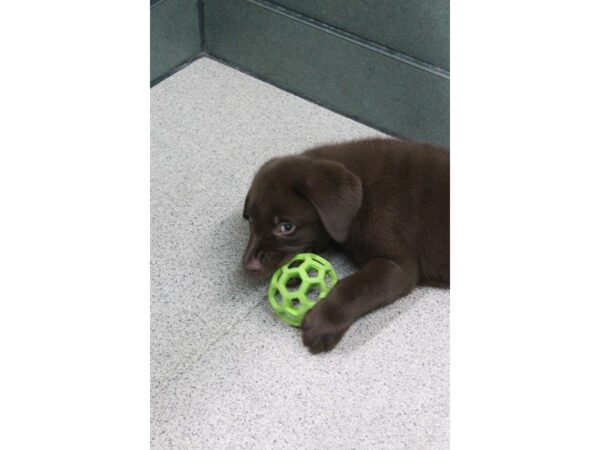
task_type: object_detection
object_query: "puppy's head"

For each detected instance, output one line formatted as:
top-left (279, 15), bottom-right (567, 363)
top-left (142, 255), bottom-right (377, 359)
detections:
top-left (242, 155), bottom-right (362, 277)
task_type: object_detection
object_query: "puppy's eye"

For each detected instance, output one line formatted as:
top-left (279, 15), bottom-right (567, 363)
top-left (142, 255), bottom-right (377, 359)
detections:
top-left (278, 223), bottom-right (295, 234)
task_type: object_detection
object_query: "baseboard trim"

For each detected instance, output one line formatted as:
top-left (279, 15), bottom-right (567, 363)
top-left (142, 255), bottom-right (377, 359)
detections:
top-left (151, 53), bottom-right (206, 88)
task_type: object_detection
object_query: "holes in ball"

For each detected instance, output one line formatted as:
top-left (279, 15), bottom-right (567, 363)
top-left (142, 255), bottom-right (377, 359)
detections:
top-left (312, 258), bottom-right (326, 267)
top-left (307, 287), bottom-right (321, 301)
top-left (290, 298), bottom-right (302, 309)
top-left (285, 277), bottom-right (302, 292)
top-left (288, 259), bottom-right (303, 269)
top-left (274, 291), bottom-right (283, 305)
top-left (324, 274), bottom-right (333, 288)
top-left (307, 268), bottom-right (319, 278)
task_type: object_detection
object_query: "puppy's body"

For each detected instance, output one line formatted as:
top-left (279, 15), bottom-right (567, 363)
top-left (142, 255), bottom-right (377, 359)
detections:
top-left (304, 139), bottom-right (449, 286)
top-left (243, 138), bottom-right (449, 353)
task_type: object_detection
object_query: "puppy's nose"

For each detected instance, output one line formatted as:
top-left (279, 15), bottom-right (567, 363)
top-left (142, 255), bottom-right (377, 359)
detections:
top-left (244, 256), bottom-right (262, 273)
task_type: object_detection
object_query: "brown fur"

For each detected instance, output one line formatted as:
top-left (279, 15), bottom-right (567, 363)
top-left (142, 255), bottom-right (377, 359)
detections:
top-left (242, 138), bottom-right (449, 353)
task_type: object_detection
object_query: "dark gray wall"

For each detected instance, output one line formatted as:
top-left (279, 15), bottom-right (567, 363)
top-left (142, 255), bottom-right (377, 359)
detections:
top-left (151, 0), bottom-right (203, 84)
top-left (272, 0), bottom-right (449, 70)
top-left (204, 0), bottom-right (448, 146)
top-left (151, 0), bottom-right (449, 146)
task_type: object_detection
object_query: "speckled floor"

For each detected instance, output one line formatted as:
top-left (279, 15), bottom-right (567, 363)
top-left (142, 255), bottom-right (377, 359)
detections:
top-left (151, 58), bottom-right (449, 449)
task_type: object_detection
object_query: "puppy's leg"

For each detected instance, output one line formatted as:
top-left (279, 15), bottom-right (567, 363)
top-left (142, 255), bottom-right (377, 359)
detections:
top-left (301, 257), bottom-right (418, 354)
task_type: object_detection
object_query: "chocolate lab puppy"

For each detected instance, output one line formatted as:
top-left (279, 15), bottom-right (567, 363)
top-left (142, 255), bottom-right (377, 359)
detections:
top-left (242, 138), bottom-right (449, 353)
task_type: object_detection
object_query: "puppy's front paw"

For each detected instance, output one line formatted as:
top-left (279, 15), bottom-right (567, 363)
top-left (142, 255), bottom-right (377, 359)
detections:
top-left (301, 302), bottom-right (350, 354)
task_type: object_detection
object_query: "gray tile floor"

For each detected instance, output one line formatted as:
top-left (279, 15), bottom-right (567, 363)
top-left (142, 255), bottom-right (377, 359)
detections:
top-left (151, 58), bottom-right (449, 449)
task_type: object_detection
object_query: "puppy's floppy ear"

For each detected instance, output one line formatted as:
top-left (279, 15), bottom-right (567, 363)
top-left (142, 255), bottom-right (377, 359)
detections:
top-left (296, 158), bottom-right (362, 243)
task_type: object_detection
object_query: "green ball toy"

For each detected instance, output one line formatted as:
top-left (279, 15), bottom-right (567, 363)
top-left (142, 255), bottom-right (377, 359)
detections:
top-left (268, 253), bottom-right (338, 327)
